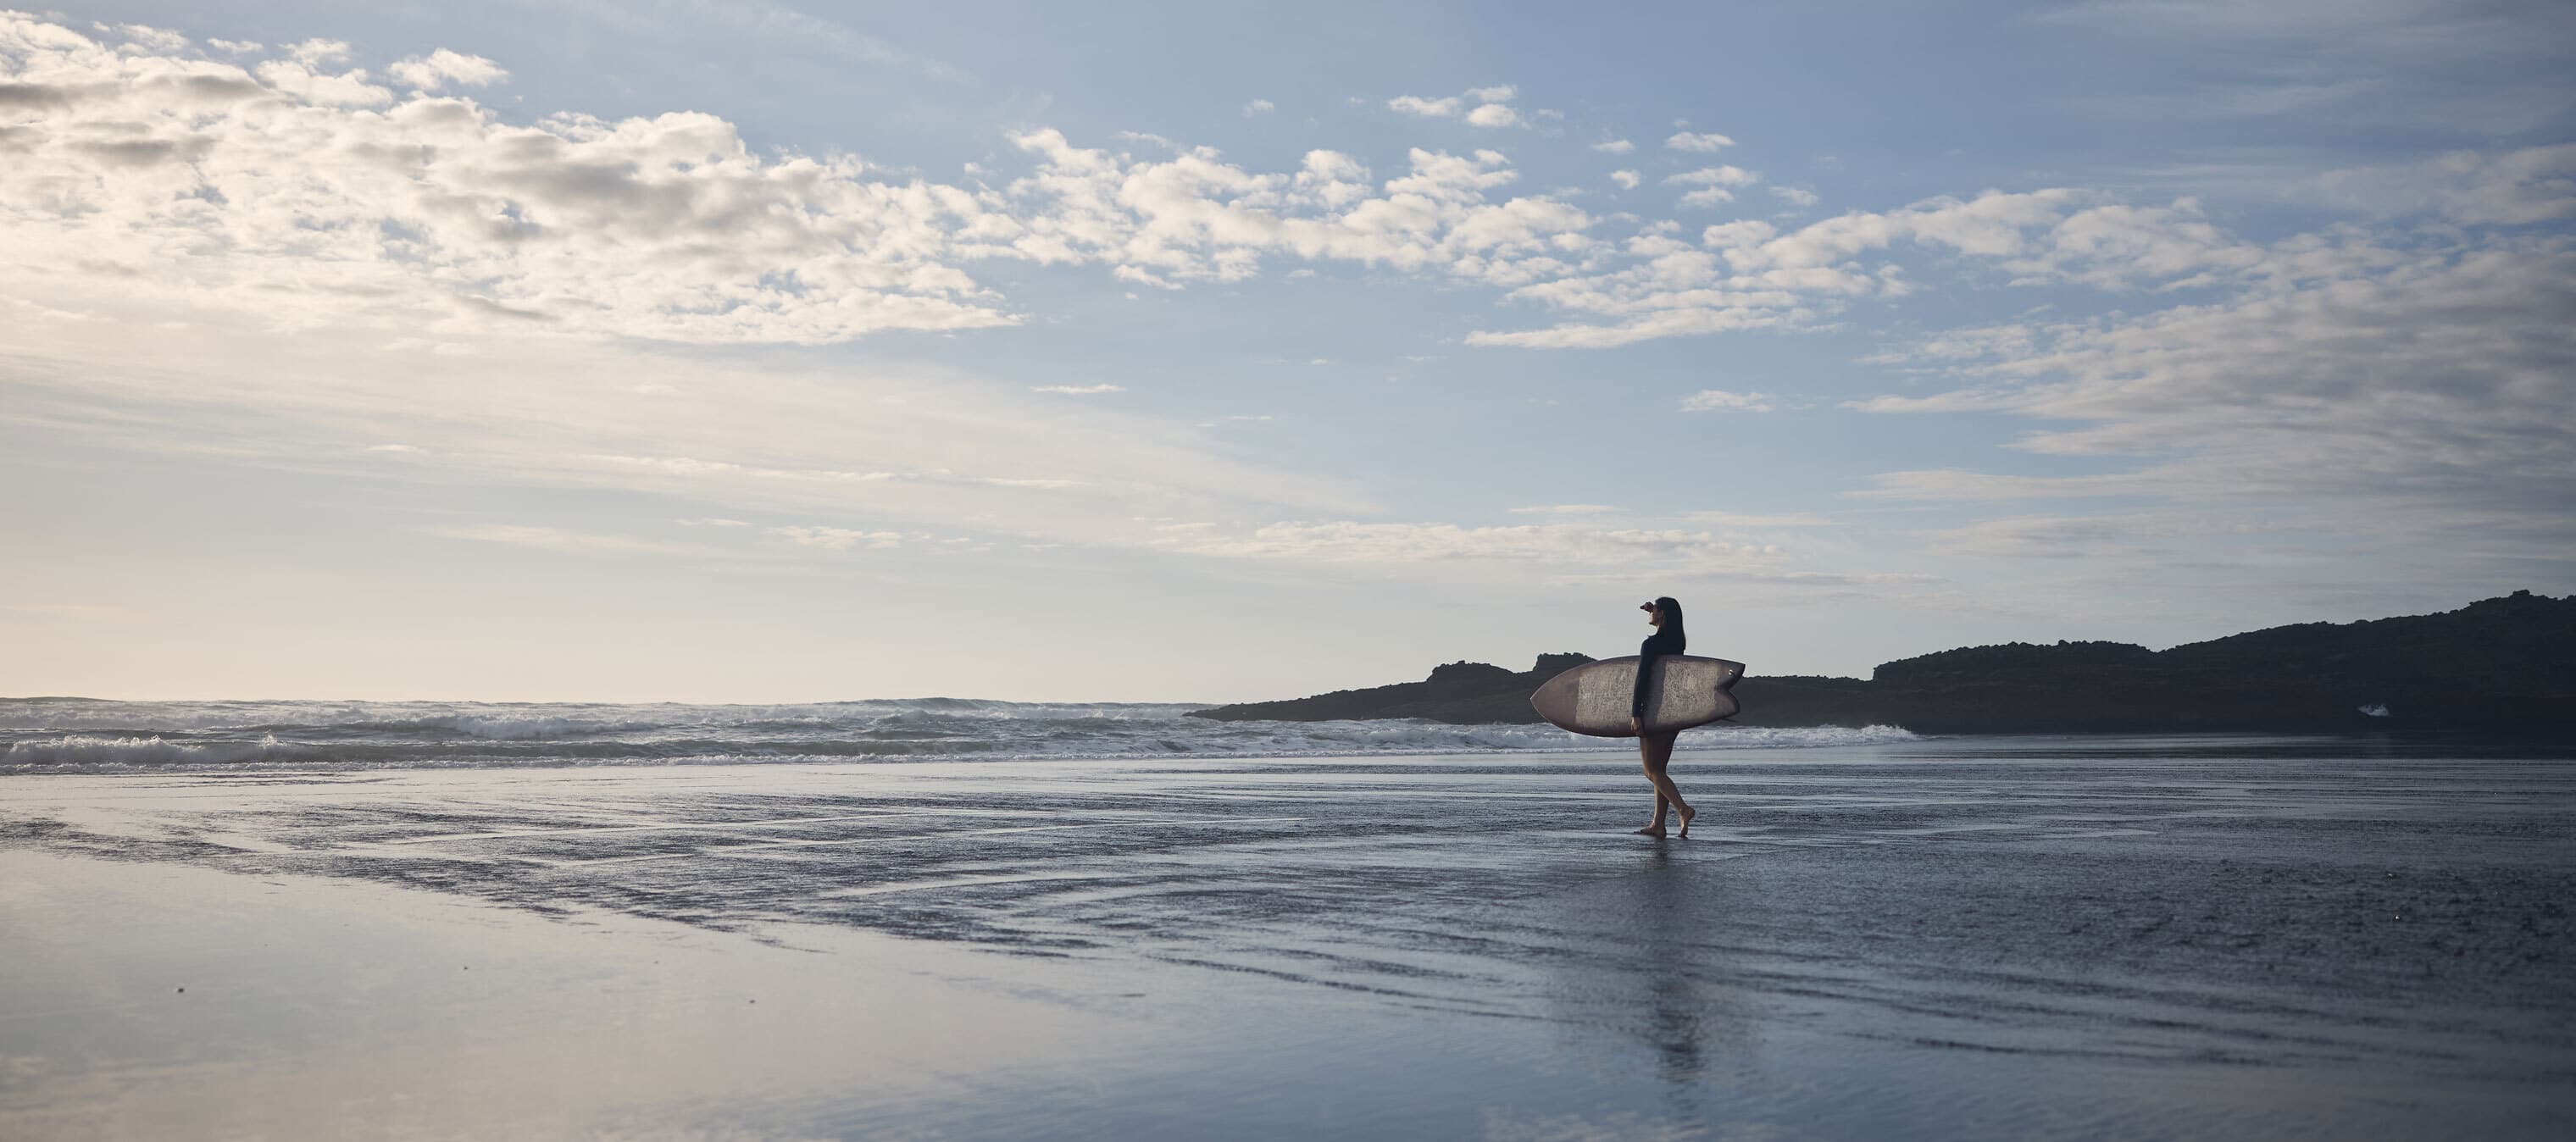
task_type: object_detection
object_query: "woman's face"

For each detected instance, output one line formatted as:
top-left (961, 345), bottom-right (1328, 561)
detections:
top-left (1643, 603), bottom-right (1663, 628)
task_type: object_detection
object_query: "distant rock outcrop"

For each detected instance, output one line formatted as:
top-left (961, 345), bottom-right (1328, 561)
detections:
top-left (1187, 592), bottom-right (2576, 733)
top-left (1192, 654), bottom-right (1596, 725)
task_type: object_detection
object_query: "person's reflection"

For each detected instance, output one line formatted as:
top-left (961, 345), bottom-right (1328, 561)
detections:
top-left (1634, 847), bottom-right (1708, 1091)
top-left (1537, 844), bottom-right (1756, 1120)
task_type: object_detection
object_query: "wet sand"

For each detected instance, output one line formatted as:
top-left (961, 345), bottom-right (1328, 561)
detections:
top-left (4, 735), bottom-right (2572, 1139)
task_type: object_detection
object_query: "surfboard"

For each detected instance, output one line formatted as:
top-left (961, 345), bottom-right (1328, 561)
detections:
top-left (1530, 655), bottom-right (1745, 737)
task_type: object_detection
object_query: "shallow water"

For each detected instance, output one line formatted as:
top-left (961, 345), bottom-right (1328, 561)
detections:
top-left (3, 735), bottom-right (2570, 1139)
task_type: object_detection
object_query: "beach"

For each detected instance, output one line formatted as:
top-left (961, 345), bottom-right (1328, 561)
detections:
top-left (3, 731), bottom-right (2571, 1139)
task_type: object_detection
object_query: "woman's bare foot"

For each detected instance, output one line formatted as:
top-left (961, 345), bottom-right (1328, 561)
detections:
top-left (1676, 806), bottom-right (1696, 839)
top-left (1633, 825), bottom-right (1666, 838)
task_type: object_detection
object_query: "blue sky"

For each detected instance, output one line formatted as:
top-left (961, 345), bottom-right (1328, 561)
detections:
top-left (4, 1), bottom-right (2572, 701)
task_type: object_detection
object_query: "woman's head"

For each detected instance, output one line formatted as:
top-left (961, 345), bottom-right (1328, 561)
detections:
top-left (1641, 596), bottom-right (1685, 632)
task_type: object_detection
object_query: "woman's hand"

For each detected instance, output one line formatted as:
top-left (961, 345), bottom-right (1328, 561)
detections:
top-left (1629, 716), bottom-right (1642, 734)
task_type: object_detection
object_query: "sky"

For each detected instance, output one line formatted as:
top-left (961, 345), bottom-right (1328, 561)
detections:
top-left (3, 1), bottom-right (2572, 703)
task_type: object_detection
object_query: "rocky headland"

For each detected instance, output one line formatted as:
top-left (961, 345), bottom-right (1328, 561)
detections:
top-left (1188, 591), bottom-right (2576, 734)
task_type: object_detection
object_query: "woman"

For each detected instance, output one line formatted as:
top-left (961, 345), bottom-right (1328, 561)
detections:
top-left (1629, 596), bottom-right (1695, 838)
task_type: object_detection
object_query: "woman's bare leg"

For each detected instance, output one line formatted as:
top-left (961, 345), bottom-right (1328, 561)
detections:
top-left (1641, 732), bottom-right (1695, 838)
top-left (1636, 789), bottom-right (1670, 835)
top-left (1635, 731), bottom-right (1671, 835)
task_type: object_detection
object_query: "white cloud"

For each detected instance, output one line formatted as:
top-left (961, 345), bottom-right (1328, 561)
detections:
top-left (2316, 143), bottom-right (2576, 225)
top-left (997, 130), bottom-right (1599, 291)
top-left (0, 16), bottom-right (1018, 345)
top-left (1668, 165), bottom-right (1760, 208)
top-left (1609, 170), bottom-right (1641, 190)
top-left (4, 307), bottom-right (1366, 568)
top-left (433, 524), bottom-right (713, 557)
top-left (1919, 513), bottom-right (2159, 559)
top-left (251, 58), bottom-right (393, 107)
top-left (1679, 389), bottom-right (1777, 412)
top-left (771, 525), bottom-right (904, 551)
top-left (1391, 85), bottom-right (1520, 128)
top-left (1679, 511), bottom-right (1836, 527)
top-left (1507, 504), bottom-right (1619, 514)
top-left (1169, 520), bottom-right (1774, 566)
top-left (1666, 130), bottom-right (1735, 152)
top-left (1668, 166), bottom-right (1759, 187)
top-left (1771, 186), bottom-right (1820, 208)
top-left (386, 49), bottom-right (508, 91)
top-left (1031, 384), bottom-right (1127, 394)
top-left (1852, 469), bottom-right (2157, 501)
top-left (1591, 139), bottom-right (1635, 154)
top-left (101, 23), bottom-right (189, 54)
top-left (1152, 517), bottom-right (1925, 590)
top-left (1241, 98), bottom-right (1275, 117)
top-left (1468, 186), bottom-right (2280, 348)
top-left (284, 37), bottom-right (349, 66)
top-left (1388, 94), bottom-right (1463, 118)
top-left (1853, 226), bottom-right (2576, 574)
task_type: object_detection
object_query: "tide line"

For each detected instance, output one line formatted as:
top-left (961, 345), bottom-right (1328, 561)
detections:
top-left (550, 816), bottom-right (1312, 868)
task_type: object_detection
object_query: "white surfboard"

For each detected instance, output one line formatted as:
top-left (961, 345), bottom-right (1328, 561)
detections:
top-left (1530, 655), bottom-right (1744, 737)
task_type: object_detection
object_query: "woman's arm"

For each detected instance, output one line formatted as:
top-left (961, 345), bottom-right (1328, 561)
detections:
top-left (1631, 634), bottom-right (1668, 722)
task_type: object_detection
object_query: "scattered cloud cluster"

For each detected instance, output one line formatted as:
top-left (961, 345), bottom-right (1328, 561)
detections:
top-left (19, 16), bottom-right (2330, 362)
top-left (1467, 187), bottom-right (2296, 348)
top-left (1666, 164), bottom-right (1760, 208)
top-left (1871, 230), bottom-right (2573, 456)
top-left (1165, 520), bottom-right (1777, 567)
top-left (1387, 84), bottom-right (1522, 129)
top-left (0, 16), bottom-right (1011, 344)
top-left (2316, 144), bottom-right (2576, 225)
top-left (434, 524), bottom-right (712, 557)
top-left (1854, 210), bottom-right (2576, 578)
top-left (386, 48), bottom-right (508, 91)
top-left (1679, 389), bottom-right (1775, 413)
top-left (772, 525), bottom-right (905, 551)
top-left (993, 130), bottom-right (1600, 291)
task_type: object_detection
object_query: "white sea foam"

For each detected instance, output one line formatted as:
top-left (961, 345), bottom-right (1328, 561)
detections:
top-left (3, 734), bottom-right (305, 767)
top-left (0, 696), bottom-right (1916, 773)
top-left (349, 714), bottom-right (664, 740)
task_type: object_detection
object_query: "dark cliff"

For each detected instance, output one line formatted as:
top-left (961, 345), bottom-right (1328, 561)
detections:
top-left (1186, 591), bottom-right (2576, 733)
top-left (1196, 654), bottom-right (1602, 726)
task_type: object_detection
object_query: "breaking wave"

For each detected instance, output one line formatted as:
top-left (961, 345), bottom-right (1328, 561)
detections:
top-left (0, 696), bottom-right (1917, 773)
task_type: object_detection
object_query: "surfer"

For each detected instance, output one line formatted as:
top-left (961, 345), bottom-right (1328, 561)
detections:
top-left (1631, 596), bottom-right (1696, 839)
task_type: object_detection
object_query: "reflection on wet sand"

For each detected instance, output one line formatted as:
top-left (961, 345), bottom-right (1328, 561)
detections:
top-left (3, 736), bottom-right (2572, 1139)
top-left (1541, 845), bottom-right (1762, 1122)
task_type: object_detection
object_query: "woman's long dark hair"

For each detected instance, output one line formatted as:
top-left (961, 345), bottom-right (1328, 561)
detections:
top-left (1654, 596), bottom-right (1686, 651)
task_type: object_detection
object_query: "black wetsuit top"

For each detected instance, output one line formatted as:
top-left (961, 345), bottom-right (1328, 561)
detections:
top-left (1633, 628), bottom-right (1687, 719)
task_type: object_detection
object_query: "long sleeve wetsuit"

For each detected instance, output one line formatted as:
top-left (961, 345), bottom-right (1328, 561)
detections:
top-left (1632, 628), bottom-right (1687, 721)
